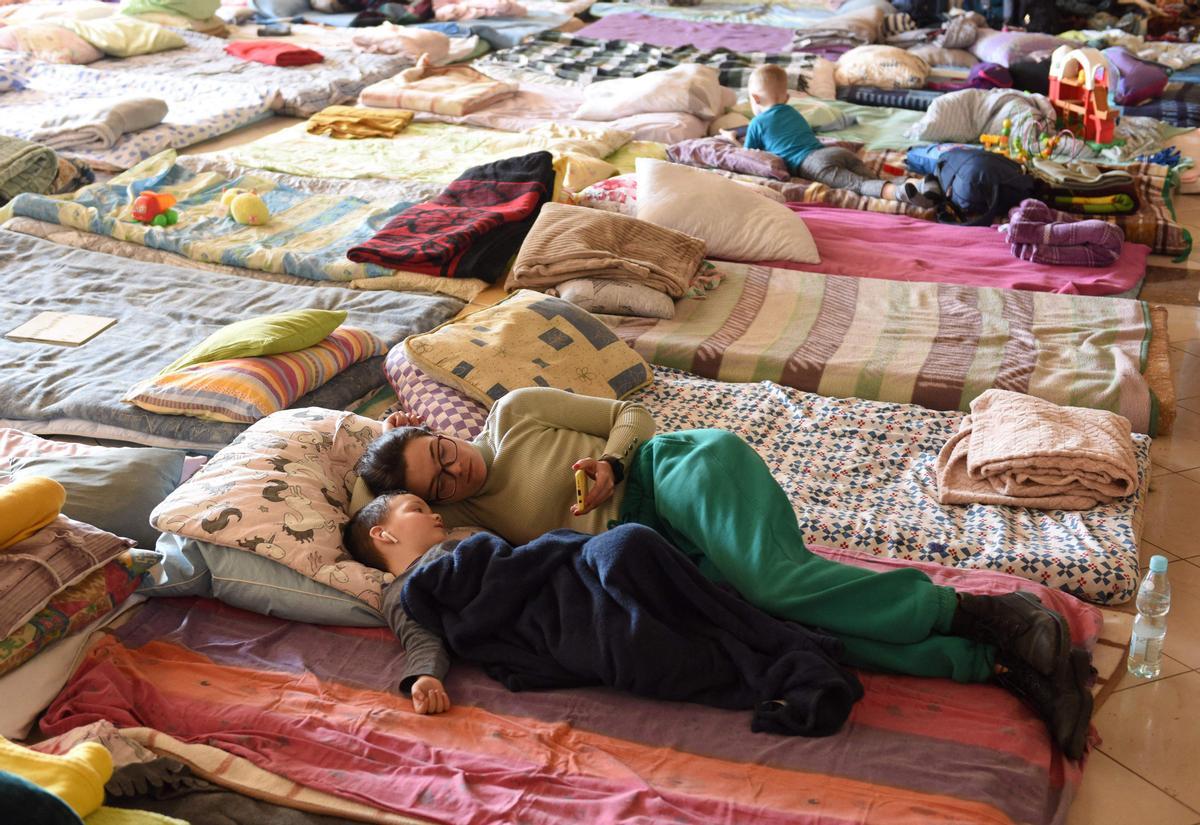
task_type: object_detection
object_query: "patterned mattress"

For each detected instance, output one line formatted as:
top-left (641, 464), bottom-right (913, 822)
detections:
top-left (640, 367), bottom-right (1150, 605)
top-left (0, 54), bottom-right (270, 171)
top-left (88, 30), bottom-right (413, 118)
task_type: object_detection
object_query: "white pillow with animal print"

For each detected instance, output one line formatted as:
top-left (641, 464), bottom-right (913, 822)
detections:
top-left (149, 407), bottom-right (390, 609)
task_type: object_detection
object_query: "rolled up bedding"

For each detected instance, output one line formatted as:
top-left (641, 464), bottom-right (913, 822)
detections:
top-left (25, 97), bottom-right (168, 152)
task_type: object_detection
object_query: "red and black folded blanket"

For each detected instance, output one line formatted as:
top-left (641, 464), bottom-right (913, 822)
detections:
top-left (225, 40), bottom-right (325, 67)
top-left (346, 150), bottom-right (556, 283)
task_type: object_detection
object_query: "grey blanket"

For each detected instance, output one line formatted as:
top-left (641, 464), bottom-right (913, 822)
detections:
top-left (0, 231), bottom-right (461, 451)
top-left (26, 97), bottom-right (169, 152)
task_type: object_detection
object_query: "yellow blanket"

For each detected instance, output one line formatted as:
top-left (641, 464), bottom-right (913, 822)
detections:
top-left (305, 105), bottom-right (414, 140)
top-left (0, 476), bottom-right (65, 550)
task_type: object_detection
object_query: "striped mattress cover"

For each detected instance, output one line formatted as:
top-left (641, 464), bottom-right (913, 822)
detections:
top-left (38, 561), bottom-right (1104, 825)
top-left (604, 264), bottom-right (1175, 436)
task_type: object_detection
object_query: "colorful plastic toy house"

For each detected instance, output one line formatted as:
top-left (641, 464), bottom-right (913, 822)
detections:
top-left (1048, 45), bottom-right (1118, 144)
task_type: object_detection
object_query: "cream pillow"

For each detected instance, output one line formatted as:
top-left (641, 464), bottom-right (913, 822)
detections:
top-left (404, 290), bottom-right (652, 408)
top-left (908, 44), bottom-right (979, 68)
top-left (834, 45), bottom-right (930, 90)
top-left (0, 23), bottom-right (103, 64)
top-left (574, 65), bottom-right (733, 121)
top-left (635, 158), bottom-right (820, 265)
top-left (63, 16), bottom-right (184, 57)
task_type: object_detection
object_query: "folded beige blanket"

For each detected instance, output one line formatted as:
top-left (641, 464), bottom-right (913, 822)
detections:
top-left (359, 56), bottom-right (516, 116)
top-left (936, 389), bottom-right (1139, 510)
top-left (507, 202), bottom-right (706, 298)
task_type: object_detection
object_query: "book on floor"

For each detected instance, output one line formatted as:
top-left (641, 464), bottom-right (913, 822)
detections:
top-left (6, 312), bottom-right (117, 346)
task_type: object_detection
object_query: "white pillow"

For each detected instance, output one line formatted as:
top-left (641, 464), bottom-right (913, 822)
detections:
top-left (551, 278), bottom-right (676, 319)
top-left (835, 45), bottom-right (930, 90)
top-left (574, 64), bottom-right (732, 121)
top-left (635, 158), bottom-right (820, 265)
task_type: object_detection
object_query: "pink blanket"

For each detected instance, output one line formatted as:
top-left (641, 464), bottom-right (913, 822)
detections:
top-left (576, 13), bottom-right (796, 54)
top-left (764, 204), bottom-right (1149, 297)
top-left (38, 547), bottom-right (1100, 825)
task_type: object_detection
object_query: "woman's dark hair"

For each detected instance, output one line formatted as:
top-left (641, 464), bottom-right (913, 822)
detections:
top-left (357, 425), bottom-right (432, 495)
top-left (343, 492), bottom-right (401, 570)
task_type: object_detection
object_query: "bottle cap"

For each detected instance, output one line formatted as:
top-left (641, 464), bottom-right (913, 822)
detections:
top-left (1150, 555), bottom-right (1168, 574)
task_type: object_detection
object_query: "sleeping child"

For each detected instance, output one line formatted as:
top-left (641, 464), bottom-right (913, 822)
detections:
top-left (344, 491), bottom-right (865, 736)
top-left (731, 64), bottom-right (943, 207)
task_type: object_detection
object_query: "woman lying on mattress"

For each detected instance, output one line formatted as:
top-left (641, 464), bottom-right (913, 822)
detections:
top-left (350, 388), bottom-right (1093, 758)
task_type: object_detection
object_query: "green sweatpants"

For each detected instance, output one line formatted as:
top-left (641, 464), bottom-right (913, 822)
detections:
top-left (619, 430), bottom-right (995, 683)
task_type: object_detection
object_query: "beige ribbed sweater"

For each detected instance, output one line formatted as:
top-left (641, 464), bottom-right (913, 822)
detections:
top-left (506, 202), bottom-right (707, 298)
top-left (434, 387), bottom-right (657, 544)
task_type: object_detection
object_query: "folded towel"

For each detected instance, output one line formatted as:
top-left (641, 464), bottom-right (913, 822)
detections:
top-left (359, 55), bottom-right (516, 115)
top-left (507, 202), bottom-right (706, 298)
top-left (25, 97), bottom-right (168, 152)
top-left (306, 105), bottom-right (413, 139)
top-left (0, 136), bottom-right (58, 205)
top-left (1006, 216), bottom-right (1124, 249)
top-left (1004, 198), bottom-right (1125, 267)
top-left (0, 477), bottom-right (65, 551)
top-left (935, 389), bottom-right (1139, 510)
top-left (347, 150), bottom-right (554, 282)
top-left (225, 39), bottom-right (323, 67)
top-left (1010, 241), bottom-right (1122, 267)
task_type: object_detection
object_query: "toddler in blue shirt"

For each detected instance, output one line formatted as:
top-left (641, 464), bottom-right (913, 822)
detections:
top-left (735, 65), bottom-right (940, 206)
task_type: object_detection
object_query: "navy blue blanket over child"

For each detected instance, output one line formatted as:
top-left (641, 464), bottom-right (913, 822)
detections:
top-left (401, 524), bottom-right (863, 736)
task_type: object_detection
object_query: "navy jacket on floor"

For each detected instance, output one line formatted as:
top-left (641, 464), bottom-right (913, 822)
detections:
top-left (401, 524), bottom-right (863, 736)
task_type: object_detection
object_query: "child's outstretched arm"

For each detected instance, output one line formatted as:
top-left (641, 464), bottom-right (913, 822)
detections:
top-left (410, 675), bottom-right (451, 714)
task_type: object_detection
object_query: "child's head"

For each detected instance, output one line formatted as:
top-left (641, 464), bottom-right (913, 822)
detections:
top-left (344, 492), bottom-right (447, 575)
top-left (749, 65), bottom-right (790, 115)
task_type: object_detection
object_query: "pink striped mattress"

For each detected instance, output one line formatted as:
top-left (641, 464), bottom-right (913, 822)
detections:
top-left (768, 204), bottom-right (1150, 298)
top-left (41, 548), bottom-right (1102, 825)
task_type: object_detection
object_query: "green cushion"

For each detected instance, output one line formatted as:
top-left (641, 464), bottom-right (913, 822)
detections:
top-left (120, 0), bottom-right (220, 20)
top-left (63, 16), bottom-right (185, 57)
top-left (161, 309), bottom-right (347, 375)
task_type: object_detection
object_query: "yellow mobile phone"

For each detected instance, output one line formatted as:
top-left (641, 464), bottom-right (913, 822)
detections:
top-left (574, 468), bottom-right (589, 511)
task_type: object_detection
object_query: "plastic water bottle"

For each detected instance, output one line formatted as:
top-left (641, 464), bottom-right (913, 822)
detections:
top-left (1128, 555), bottom-right (1171, 679)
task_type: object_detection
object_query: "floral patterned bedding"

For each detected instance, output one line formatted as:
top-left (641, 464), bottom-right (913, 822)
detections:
top-left (640, 367), bottom-right (1150, 605)
top-left (0, 54), bottom-right (270, 171)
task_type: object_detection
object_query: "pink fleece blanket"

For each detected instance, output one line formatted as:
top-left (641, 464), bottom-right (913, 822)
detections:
top-left (763, 204), bottom-right (1149, 297)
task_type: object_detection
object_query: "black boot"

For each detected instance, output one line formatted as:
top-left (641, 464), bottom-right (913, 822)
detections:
top-left (951, 591), bottom-right (1069, 677)
top-left (994, 647), bottom-right (1094, 760)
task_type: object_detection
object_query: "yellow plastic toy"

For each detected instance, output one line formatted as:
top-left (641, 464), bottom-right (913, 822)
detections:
top-left (574, 468), bottom-right (589, 511)
top-left (980, 118), bottom-right (1013, 154)
top-left (225, 189), bottom-right (270, 226)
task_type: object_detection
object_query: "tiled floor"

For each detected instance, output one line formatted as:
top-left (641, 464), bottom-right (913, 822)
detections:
top-left (1068, 303), bottom-right (1200, 825)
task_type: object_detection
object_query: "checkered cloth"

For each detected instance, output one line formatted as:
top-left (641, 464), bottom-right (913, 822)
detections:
top-left (477, 31), bottom-right (821, 90)
top-left (1124, 82), bottom-right (1200, 128)
top-left (384, 346), bottom-right (487, 441)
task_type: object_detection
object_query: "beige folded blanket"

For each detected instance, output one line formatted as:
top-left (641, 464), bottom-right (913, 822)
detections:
top-left (507, 202), bottom-right (706, 298)
top-left (936, 389), bottom-right (1139, 510)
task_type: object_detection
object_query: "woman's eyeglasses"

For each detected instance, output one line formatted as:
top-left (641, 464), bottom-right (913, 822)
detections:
top-left (428, 435), bottom-right (458, 502)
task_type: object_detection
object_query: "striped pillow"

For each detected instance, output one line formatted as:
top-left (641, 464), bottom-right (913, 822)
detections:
top-left (123, 327), bottom-right (386, 423)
